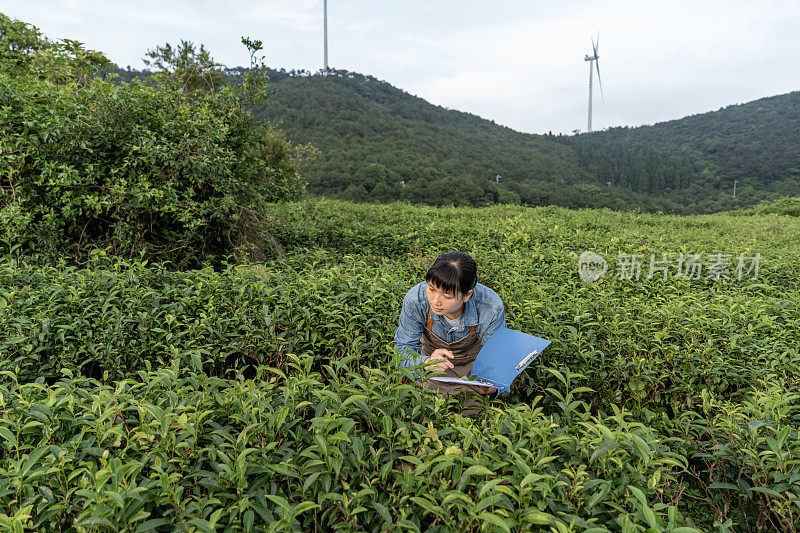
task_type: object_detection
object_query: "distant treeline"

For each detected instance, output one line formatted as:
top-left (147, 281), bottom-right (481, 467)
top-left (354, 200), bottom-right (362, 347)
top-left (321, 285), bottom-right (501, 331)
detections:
top-left (110, 61), bottom-right (800, 214)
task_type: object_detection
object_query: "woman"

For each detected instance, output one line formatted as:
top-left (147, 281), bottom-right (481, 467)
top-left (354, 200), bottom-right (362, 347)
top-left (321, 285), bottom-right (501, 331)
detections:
top-left (394, 251), bottom-right (506, 409)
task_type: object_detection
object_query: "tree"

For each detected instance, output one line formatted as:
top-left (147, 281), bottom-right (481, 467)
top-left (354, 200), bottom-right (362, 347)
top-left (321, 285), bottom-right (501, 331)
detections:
top-left (0, 13), bottom-right (109, 82)
top-left (143, 39), bottom-right (225, 94)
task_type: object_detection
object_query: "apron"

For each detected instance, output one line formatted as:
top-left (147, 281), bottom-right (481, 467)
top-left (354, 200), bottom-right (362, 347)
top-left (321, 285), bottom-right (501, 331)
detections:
top-left (420, 305), bottom-right (487, 415)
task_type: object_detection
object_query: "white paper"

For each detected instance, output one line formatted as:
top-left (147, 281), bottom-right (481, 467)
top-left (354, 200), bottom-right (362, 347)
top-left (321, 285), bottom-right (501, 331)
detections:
top-left (428, 376), bottom-right (495, 387)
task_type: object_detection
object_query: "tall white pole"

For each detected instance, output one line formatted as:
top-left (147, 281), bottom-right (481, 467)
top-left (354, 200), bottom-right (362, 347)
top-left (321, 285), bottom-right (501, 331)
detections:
top-left (587, 59), bottom-right (594, 133)
top-left (324, 0), bottom-right (328, 73)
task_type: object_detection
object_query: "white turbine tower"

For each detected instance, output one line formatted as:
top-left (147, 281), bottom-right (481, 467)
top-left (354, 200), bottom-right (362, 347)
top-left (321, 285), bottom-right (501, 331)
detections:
top-left (323, 0), bottom-right (329, 74)
top-left (584, 35), bottom-right (604, 133)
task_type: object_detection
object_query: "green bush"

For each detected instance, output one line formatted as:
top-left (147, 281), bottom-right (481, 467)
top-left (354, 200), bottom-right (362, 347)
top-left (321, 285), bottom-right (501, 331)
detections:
top-left (674, 383), bottom-right (800, 531)
top-left (754, 197), bottom-right (800, 217)
top-left (0, 13), bottom-right (304, 267)
top-left (4, 199), bottom-right (800, 412)
top-left (0, 360), bottom-right (701, 531)
top-left (0, 254), bottom-right (404, 382)
top-left (3, 193), bottom-right (800, 530)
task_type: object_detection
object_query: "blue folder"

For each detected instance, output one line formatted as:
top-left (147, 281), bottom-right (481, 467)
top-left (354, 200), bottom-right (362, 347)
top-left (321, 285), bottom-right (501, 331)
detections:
top-left (429, 327), bottom-right (551, 393)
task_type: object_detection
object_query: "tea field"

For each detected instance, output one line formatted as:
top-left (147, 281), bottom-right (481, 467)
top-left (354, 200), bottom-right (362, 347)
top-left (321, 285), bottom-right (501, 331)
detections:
top-left (2, 199), bottom-right (799, 531)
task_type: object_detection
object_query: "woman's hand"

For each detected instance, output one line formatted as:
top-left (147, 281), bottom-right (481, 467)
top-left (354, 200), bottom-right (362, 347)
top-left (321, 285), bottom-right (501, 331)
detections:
top-left (424, 349), bottom-right (455, 372)
top-left (471, 385), bottom-right (497, 395)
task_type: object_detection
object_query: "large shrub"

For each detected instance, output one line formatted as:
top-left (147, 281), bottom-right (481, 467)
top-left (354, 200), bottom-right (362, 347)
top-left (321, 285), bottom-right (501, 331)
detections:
top-left (754, 196), bottom-right (800, 217)
top-left (0, 14), bottom-right (304, 267)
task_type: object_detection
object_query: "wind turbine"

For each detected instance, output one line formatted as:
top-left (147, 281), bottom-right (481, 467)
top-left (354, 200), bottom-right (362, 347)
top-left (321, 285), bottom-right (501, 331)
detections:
top-left (584, 34), bottom-right (604, 133)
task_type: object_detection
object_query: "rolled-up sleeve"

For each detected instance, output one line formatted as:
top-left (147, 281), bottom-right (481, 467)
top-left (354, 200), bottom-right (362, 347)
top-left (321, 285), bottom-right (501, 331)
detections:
top-left (394, 285), bottom-right (426, 369)
top-left (478, 303), bottom-right (506, 345)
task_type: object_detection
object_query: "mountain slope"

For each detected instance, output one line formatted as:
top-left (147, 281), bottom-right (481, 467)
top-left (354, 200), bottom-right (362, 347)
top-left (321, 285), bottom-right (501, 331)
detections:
top-left (256, 68), bottom-right (800, 213)
top-left (566, 91), bottom-right (800, 212)
top-left (255, 69), bottom-right (669, 211)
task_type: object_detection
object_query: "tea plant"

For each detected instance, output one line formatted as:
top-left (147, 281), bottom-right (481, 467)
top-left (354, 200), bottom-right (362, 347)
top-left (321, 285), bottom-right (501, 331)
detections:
top-left (0, 354), bottom-right (703, 531)
top-left (2, 198), bottom-right (800, 529)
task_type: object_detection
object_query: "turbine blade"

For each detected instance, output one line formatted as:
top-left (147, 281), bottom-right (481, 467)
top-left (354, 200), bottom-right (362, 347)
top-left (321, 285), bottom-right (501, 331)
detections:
top-left (591, 37), bottom-right (597, 58)
top-left (595, 33), bottom-right (600, 55)
top-left (596, 59), bottom-right (604, 101)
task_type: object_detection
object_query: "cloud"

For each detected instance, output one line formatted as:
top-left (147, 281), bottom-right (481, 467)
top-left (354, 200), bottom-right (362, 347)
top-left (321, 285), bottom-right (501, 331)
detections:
top-left (346, 20), bottom-right (377, 32)
top-left (2, 0), bottom-right (799, 134)
top-left (239, 0), bottom-right (320, 32)
top-left (357, 0), bottom-right (800, 133)
top-left (399, 34), bottom-right (434, 46)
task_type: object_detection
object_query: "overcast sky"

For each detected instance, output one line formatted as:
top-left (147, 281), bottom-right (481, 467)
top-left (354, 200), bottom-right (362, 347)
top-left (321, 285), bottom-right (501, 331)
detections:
top-left (3, 0), bottom-right (799, 135)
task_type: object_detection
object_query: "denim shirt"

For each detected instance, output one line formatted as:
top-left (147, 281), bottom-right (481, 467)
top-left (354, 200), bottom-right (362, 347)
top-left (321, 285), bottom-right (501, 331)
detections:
top-left (394, 281), bottom-right (506, 372)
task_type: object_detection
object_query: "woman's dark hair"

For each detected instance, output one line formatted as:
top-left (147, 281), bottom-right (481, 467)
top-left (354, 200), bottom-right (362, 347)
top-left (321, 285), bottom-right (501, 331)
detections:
top-left (425, 251), bottom-right (477, 297)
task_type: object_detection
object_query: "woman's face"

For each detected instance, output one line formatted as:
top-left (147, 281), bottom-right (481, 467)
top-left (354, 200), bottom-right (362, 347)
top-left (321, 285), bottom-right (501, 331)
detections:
top-left (426, 282), bottom-right (473, 317)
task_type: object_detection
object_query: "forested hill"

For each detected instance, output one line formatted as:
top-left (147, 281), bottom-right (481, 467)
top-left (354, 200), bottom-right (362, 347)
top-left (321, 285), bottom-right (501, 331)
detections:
top-left (254, 68), bottom-right (800, 213)
top-left (253, 69), bottom-right (671, 212)
top-left (566, 91), bottom-right (800, 212)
